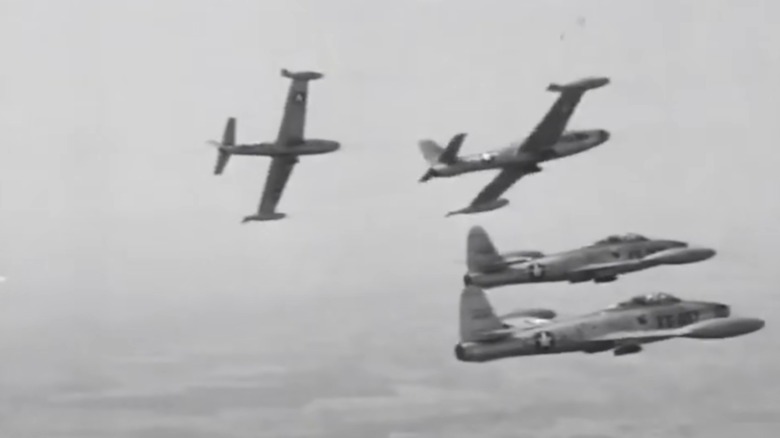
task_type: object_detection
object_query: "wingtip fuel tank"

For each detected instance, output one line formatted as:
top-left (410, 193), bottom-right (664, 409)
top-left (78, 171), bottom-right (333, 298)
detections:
top-left (446, 199), bottom-right (509, 217)
top-left (642, 246), bottom-right (717, 264)
top-left (281, 68), bottom-right (324, 81)
top-left (242, 213), bottom-right (287, 223)
top-left (682, 317), bottom-right (765, 339)
top-left (547, 76), bottom-right (610, 93)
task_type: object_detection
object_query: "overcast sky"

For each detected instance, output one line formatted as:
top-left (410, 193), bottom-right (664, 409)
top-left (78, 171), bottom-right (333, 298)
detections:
top-left (1, 0), bottom-right (779, 437)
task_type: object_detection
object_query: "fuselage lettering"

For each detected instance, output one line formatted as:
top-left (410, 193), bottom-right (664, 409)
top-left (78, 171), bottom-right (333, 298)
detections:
top-left (656, 310), bottom-right (699, 329)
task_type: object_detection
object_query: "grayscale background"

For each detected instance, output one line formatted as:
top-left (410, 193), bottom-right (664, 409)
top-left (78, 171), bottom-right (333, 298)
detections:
top-left (0, 0), bottom-right (777, 437)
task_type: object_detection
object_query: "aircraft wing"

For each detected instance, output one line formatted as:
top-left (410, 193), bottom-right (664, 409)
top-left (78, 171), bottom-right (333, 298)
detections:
top-left (516, 90), bottom-right (584, 156)
top-left (275, 72), bottom-right (318, 147)
top-left (467, 168), bottom-right (530, 207)
top-left (569, 260), bottom-right (643, 277)
top-left (502, 316), bottom-right (553, 330)
top-left (255, 156), bottom-right (299, 216)
top-left (590, 327), bottom-right (691, 344)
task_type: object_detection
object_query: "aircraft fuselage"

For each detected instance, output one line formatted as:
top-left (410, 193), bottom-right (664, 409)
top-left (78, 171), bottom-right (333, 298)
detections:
top-left (430, 129), bottom-right (609, 178)
top-left (455, 300), bottom-right (750, 362)
top-left (224, 139), bottom-right (340, 157)
top-left (465, 240), bottom-right (716, 288)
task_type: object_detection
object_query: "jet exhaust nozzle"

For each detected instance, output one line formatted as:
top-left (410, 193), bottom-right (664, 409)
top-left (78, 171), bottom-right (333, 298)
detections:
top-left (419, 169), bottom-right (436, 183)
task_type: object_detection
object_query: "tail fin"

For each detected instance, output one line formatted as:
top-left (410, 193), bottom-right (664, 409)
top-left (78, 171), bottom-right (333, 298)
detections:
top-left (214, 118), bottom-right (235, 175)
top-left (418, 133), bottom-right (466, 166)
top-left (460, 286), bottom-right (504, 342)
top-left (418, 140), bottom-right (444, 166)
top-left (467, 226), bottom-right (504, 273)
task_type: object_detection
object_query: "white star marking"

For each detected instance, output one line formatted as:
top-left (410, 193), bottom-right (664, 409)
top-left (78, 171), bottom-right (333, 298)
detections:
top-left (529, 263), bottom-right (544, 279)
top-left (537, 331), bottom-right (553, 349)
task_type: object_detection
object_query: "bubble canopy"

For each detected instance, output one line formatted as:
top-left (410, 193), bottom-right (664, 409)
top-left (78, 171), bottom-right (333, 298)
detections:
top-left (613, 292), bottom-right (682, 308)
top-left (592, 233), bottom-right (650, 245)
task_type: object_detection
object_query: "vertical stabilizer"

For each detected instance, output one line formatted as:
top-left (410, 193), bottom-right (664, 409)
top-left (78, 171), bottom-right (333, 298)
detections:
top-left (460, 286), bottom-right (504, 342)
top-left (417, 133), bottom-right (466, 166)
top-left (418, 140), bottom-right (444, 165)
top-left (467, 226), bottom-right (504, 273)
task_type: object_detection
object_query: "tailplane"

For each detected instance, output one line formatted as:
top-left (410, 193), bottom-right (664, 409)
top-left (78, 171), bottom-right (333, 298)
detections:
top-left (419, 140), bottom-right (444, 166)
top-left (417, 133), bottom-right (466, 182)
top-left (212, 117), bottom-right (235, 175)
top-left (418, 133), bottom-right (466, 165)
top-left (459, 285), bottom-right (505, 342)
top-left (467, 226), bottom-right (505, 273)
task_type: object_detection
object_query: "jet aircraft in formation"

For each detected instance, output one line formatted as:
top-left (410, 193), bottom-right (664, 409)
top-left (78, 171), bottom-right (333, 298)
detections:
top-left (209, 69), bottom-right (340, 223)
top-left (207, 69), bottom-right (763, 364)
top-left (455, 286), bottom-right (765, 362)
top-left (463, 226), bottom-right (717, 288)
top-left (417, 77), bottom-right (610, 217)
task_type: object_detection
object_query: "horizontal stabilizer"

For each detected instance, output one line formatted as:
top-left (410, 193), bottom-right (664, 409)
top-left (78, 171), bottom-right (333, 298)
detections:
top-left (212, 117), bottom-right (235, 175)
top-left (281, 68), bottom-right (324, 81)
top-left (222, 117), bottom-right (236, 145)
top-left (214, 150), bottom-right (231, 175)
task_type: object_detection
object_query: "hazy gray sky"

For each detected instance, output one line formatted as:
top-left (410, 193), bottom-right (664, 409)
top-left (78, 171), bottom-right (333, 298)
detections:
top-left (1, 0), bottom-right (779, 436)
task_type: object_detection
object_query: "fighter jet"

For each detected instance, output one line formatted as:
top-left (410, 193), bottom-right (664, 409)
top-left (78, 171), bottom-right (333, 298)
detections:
top-left (417, 77), bottom-right (611, 217)
top-left (208, 69), bottom-right (340, 223)
top-left (464, 226), bottom-right (716, 288)
top-left (455, 286), bottom-right (765, 362)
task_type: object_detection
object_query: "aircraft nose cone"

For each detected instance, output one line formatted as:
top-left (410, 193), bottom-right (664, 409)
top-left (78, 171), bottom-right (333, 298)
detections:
top-left (599, 130), bottom-right (610, 143)
top-left (689, 247), bottom-right (717, 261)
top-left (749, 318), bottom-right (766, 333)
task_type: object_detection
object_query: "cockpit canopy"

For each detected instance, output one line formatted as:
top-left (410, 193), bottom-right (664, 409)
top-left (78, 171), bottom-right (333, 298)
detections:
top-left (593, 233), bottom-right (649, 245)
top-left (614, 292), bottom-right (682, 308)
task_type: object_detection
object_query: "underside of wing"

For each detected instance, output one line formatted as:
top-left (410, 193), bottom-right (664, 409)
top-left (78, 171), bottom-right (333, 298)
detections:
top-left (570, 260), bottom-right (641, 276)
top-left (257, 156), bottom-right (298, 216)
top-left (276, 77), bottom-right (314, 146)
top-left (502, 316), bottom-right (554, 330)
top-left (469, 168), bottom-right (528, 207)
top-left (517, 91), bottom-right (584, 156)
top-left (590, 328), bottom-right (686, 344)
